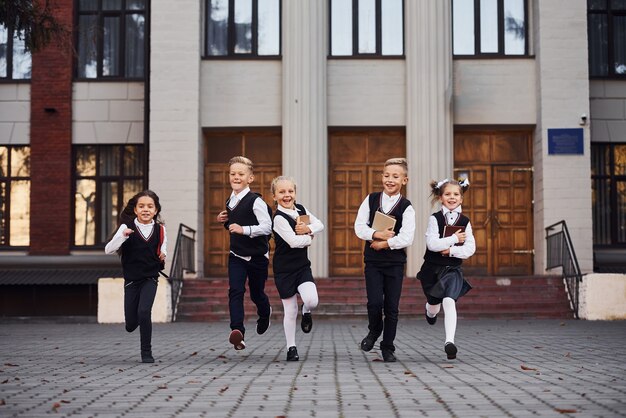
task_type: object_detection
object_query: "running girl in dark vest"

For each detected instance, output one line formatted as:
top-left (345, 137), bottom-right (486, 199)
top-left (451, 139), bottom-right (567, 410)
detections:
top-left (271, 176), bottom-right (324, 361)
top-left (416, 178), bottom-right (475, 360)
top-left (105, 190), bottom-right (167, 363)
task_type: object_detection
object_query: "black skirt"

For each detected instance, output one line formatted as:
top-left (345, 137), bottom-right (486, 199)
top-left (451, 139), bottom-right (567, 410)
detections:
top-left (416, 262), bottom-right (472, 304)
top-left (274, 265), bottom-right (315, 299)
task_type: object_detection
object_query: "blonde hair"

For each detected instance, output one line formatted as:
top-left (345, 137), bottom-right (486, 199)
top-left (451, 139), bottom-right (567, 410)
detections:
top-left (228, 156), bottom-right (254, 173)
top-left (384, 157), bottom-right (408, 175)
top-left (429, 178), bottom-right (470, 206)
top-left (270, 175), bottom-right (297, 195)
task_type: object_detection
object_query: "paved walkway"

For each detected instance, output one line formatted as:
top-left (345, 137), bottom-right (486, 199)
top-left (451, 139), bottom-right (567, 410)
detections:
top-left (0, 319), bottom-right (625, 417)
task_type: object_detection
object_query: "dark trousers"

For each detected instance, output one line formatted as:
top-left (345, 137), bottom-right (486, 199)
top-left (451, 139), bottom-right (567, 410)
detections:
top-left (364, 264), bottom-right (404, 351)
top-left (228, 254), bottom-right (271, 335)
top-left (124, 278), bottom-right (158, 352)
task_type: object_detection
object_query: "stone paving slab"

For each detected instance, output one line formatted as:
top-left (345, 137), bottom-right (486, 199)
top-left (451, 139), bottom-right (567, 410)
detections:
top-left (0, 319), bottom-right (625, 417)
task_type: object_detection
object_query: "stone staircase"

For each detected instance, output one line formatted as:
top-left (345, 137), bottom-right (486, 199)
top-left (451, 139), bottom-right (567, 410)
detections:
top-left (175, 276), bottom-right (574, 321)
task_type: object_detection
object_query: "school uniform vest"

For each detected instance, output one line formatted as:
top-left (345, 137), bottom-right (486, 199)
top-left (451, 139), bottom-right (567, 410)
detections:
top-left (121, 222), bottom-right (161, 280)
top-left (273, 204), bottom-right (311, 275)
top-left (226, 192), bottom-right (270, 257)
top-left (423, 211), bottom-right (470, 267)
top-left (363, 192), bottom-right (412, 265)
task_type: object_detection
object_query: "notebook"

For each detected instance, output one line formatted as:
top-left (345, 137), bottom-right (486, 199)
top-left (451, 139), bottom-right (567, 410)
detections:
top-left (372, 211), bottom-right (396, 231)
top-left (443, 225), bottom-right (465, 246)
top-left (296, 215), bottom-right (311, 225)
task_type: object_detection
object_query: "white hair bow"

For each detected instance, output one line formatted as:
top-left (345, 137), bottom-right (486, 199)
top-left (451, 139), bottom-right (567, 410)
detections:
top-left (435, 178), bottom-right (449, 189)
top-left (459, 178), bottom-right (470, 187)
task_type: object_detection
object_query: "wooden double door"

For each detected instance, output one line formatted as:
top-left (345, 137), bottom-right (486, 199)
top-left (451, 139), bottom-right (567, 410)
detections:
top-left (454, 131), bottom-right (534, 276)
top-left (329, 130), bottom-right (406, 276)
top-left (204, 130), bottom-right (281, 276)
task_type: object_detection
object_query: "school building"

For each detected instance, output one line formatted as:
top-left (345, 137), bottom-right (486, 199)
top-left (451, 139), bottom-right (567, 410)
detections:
top-left (1, 0), bottom-right (625, 318)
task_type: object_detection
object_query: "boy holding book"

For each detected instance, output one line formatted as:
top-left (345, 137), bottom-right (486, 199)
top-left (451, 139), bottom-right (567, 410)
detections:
top-left (354, 158), bottom-right (415, 362)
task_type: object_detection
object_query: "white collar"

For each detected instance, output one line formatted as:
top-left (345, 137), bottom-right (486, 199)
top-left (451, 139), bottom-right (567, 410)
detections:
top-left (442, 206), bottom-right (462, 215)
top-left (230, 187), bottom-right (251, 201)
top-left (134, 218), bottom-right (155, 228)
top-left (382, 192), bottom-right (400, 202)
top-left (276, 204), bottom-right (301, 218)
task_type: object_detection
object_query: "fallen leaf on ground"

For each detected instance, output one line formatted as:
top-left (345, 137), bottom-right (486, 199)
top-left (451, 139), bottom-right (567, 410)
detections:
top-left (63, 389), bottom-right (69, 393)
top-left (3, 363), bottom-right (18, 367)
top-left (565, 352), bottom-right (571, 357)
top-left (534, 346), bottom-right (543, 349)
top-left (1, 379), bottom-right (7, 384)
top-left (555, 408), bottom-right (577, 414)
top-left (153, 375), bottom-right (161, 379)
top-left (118, 369), bottom-right (124, 372)
top-left (219, 386), bottom-right (229, 394)
top-left (372, 358), bottom-right (383, 362)
top-left (158, 384), bottom-right (167, 389)
top-left (442, 365), bottom-right (454, 369)
top-left (51, 402), bottom-right (61, 412)
top-left (521, 365), bottom-right (537, 371)
top-left (60, 400), bottom-right (71, 404)
top-left (190, 352), bottom-right (198, 356)
top-left (217, 355), bottom-right (227, 359)
top-left (404, 371), bottom-right (416, 376)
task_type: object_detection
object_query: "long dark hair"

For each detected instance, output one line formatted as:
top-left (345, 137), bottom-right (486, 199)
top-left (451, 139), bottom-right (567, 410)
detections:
top-left (113, 190), bottom-right (163, 256)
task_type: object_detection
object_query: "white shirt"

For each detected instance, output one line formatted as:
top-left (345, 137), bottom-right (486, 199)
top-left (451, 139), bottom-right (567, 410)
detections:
top-left (228, 187), bottom-right (272, 260)
top-left (104, 218), bottom-right (168, 256)
top-left (425, 206), bottom-right (476, 259)
top-left (273, 204), bottom-right (324, 248)
top-left (354, 192), bottom-right (415, 250)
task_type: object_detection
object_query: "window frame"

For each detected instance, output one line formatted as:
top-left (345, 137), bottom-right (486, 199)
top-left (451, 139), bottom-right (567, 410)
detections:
top-left (0, 145), bottom-right (30, 249)
top-left (328, 0), bottom-right (405, 58)
top-left (452, 0), bottom-right (529, 58)
top-left (588, 1), bottom-right (626, 79)
top-left (0, 24), bottom-right (32, 81)
top-left (203, 0), bottom-right (282, 59)
top-left (591, 142), bottom-right (626, 247)
top-left (74, 0), bottom-right (148, 81)
top-left (72, 144), bottom-right (147, 249)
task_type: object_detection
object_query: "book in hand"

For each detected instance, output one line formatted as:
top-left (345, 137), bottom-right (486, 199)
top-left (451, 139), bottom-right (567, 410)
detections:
top-left (372, 211), bottom-right (396, 231)
top-left (296, 215), bottom-right (311, 225)
top-left (443, 225), bottom-right (465, 246)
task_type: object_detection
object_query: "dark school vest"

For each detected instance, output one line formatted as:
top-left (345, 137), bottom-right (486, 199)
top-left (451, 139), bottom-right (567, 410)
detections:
top-left (363, 192), bottom-right (412, 265)
top-left (423, 210), bottom-right (470, 267)
top-left (226, 192), bottom-right (271, 257)
top-left (272, 204), bottom-right (311, 275)
top-left (121, 222), bottom-right (161, 280)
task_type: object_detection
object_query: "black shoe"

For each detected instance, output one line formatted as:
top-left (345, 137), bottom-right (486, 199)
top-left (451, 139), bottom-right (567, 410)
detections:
top-left (141, 350), bottom-right (155, 363)
top-left (425, 308), bottom-right (437, 325)
top-left (286, 346), bottom-right (299, 361)
top-left (445, 342), bottom-right (457, 360)
top-left (301, 312), bottom-right (312, 333)
top-left (360, 334), bottom-right (377, 352)
top-left (381, 349), bottom-right (397, 363)
top-left (256, 307), bottom-right (272, 335)
top-left (229, 329), bottom-right (246, 350)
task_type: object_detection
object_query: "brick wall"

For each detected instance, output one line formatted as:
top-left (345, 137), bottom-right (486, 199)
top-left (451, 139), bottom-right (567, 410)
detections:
top-left (29, 0), bottom-right (74, 254)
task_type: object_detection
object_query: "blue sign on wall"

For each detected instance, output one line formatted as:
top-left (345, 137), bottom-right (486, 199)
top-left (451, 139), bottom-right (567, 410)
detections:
top-left (547, 128), bottom-right (584, 155)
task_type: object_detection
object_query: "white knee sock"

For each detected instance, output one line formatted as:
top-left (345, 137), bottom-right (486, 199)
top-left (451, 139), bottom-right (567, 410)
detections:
top-left (297, 282), bottom-right (319, 314)
top-left (281, 296), bottom-right (298, 348)
top-left (426, 302), bottom-right (441, 318)
top-left (442, 297), bottom-right (457, 344)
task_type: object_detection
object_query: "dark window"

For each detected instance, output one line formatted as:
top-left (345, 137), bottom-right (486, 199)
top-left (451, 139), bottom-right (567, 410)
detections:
top-left (0, 24), bottom-right (32, 80)
top-left (588, 0), bottom-right (626, 78)
top-left (452, 0), bottom-right (528, 56)
top-left (0, 146), bottom-right (30, 247)
top-left (205, 0), bottom-right (281, 57)
top-left (330, 0), bottom-right (404, 57)
top-left (73, 145), bottom-right (146, 247)
top-left (592, 143), bottom-right (626, 245)
top-left (76, 0), bottom-right (147, 79)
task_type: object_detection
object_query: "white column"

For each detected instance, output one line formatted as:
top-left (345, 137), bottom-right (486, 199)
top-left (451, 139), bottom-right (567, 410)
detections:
top-left (405, 1), bottom-right (454, 276)
top-left (150, 1), bottom-right (203, 273)
top-left (282, 0), bottom-right (329, 277)
top-left (533, 0), bottom-right (592, 273)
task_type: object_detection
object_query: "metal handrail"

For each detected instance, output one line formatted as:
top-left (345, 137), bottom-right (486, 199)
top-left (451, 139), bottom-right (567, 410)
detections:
top-left (168, 224), bottom-right (196, 322)
top-left (545, 220), bottom-right (582, 318)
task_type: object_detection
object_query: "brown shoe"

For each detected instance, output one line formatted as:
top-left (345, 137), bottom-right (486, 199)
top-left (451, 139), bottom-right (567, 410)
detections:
top-left (229, 329), bottom-right (246, 350)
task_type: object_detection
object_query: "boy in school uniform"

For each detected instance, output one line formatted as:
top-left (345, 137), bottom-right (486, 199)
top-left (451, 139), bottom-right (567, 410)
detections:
top-left (354, 158), bottom-right (415, 362)
top-left (216, 156), bottom-right (273, 350)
